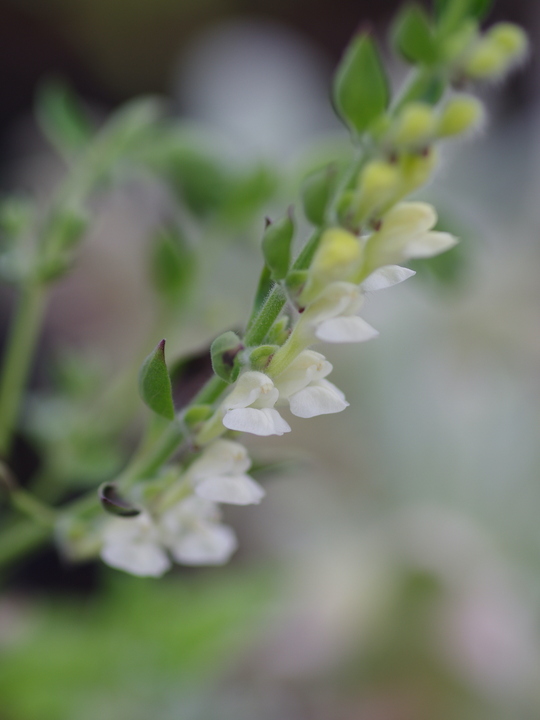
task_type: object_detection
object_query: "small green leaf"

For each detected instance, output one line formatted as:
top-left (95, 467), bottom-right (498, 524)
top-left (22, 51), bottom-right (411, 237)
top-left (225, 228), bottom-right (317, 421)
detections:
top-left (99, 483), bottom-right (141, 517)
top-left (139, 340), bottom-right (175, 420)
top-left (301, 164), bottom-right (339, 226)
top-left (434, 0), bottom-right (491, 35)
top-left (333, 33), bottom-right (390, 135)
top-left (150, 226), bottom-right (195, 305)
top-left (392, 5), bottom-right (439, 65)
top-left (36, 80), bottom-right (93, 159)
top-left (262, 210), bottom-right (294, 281)
top-left (250, 345), bottom-right (279, 371)
top-left (210, 331), bottom-right (244, 383)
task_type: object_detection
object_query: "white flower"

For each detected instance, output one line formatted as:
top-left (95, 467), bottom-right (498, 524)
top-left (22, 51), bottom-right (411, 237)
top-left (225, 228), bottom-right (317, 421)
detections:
top-left (186, 439), bottom-right (265, 505)
top-left (298, 282), bottom-right (379, 344)
top-left (221, 371), bottom-right (291, 436)
top-left (360, 264), bottom-right (416, 292)
top-left (100, 512), bottom-right (171, 578)
top-left (160, 496), bottom-right (237, 566)
top-left (274, 350), bottom-right (349, 418)
top-left (364, 202), bottom-right (457, 271)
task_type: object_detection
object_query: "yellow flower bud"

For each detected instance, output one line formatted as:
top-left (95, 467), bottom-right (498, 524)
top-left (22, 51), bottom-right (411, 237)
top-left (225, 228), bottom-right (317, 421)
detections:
top-left (300, 227), bottom-right (363, 305)
top-left (354, 160), bottom-right (401, 224)
top-left (465, 39), bottom-right (507, 79)
top-left (398, 149), bottom-right (438, 196)
top-left (437, 96), bottom-right (485, 137)
top-left (488, 23), bottom-right (528, 61)
top-left (392, 103), bottom-right (436, 149)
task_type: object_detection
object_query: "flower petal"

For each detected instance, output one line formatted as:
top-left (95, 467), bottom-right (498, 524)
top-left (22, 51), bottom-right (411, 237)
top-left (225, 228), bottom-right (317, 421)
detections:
top-left (274, 350), bottom-right (332, 399)
top-left (101, 540), bottom-right (171, 577)
top-left (315, 316), bottom-right (379, 343)
top-left (171, 523), bottom-right (238, 565)
top-left (195, 473), bottom-right (265, 505)
top-left (289, 379), bottom-right (349, 418)
top-left (187, 439), bottom-right (251, 480)
top-left (403, 231), bottom-right (458, 259)
top-left (361, 265), bottom-right (416, 291)
top-left (223, 407), bottom-right (291, 436)
top-left (223, 371), bottom-right (276, 410)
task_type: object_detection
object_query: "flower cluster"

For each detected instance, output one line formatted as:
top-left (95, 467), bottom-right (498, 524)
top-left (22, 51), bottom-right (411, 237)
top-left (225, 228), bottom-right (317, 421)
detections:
top-left (100, 440), bottom-right (263, 576)
top-left (96, 8), bottom-right (527, 578)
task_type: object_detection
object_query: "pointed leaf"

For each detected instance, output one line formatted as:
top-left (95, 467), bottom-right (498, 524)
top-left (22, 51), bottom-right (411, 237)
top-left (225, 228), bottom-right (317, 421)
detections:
top-left (392, 5), bottom-right (439, 65)
top-left (139, 340), bottom-right (175, 420)
top-left (333, 33), bottom-right (389, 135)
top-left (262, 210), bottom-right (294, 281)
top-left (99, 483), bottom-right (141, 517)
top-left (36, 80), bottom-right (93, 159)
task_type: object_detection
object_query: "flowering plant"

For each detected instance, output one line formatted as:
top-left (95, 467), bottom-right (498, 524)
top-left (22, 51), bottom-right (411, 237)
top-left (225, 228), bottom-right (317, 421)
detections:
top-left (0, 0), bottom-right (527, 576)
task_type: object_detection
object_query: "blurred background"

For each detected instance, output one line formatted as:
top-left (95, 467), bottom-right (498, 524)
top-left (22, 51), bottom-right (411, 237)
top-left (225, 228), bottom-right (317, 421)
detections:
top-left (1, 1), bottom-right (540, 719)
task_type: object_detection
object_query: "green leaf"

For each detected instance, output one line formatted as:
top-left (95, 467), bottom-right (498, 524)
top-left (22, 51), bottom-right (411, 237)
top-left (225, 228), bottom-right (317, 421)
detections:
top-left (301, 164), bottom-right (339, 226)
top-left (35, 81), bottom-right (93, 159)
top-left (99, 483), bottom-right (141, 517)
top-left (210, 331), bottom-right (243, 383)
top-left (262, 210), bottom-right (294, 281)
top-left (434, 0), bottom-right (491, 35)
top-left (392, 5), bottom-right (439, 65)
top-left (333, 33), bottom-right (389, 135)
top-left (138, 340), bottom-right (175, 420)
top-left (150, 226), bottom-right (195, 305)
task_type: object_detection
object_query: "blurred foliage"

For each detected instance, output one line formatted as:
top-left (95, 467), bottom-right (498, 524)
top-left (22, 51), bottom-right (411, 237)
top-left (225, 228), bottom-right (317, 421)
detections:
top-left (0, 569), bottom-right (274, 720)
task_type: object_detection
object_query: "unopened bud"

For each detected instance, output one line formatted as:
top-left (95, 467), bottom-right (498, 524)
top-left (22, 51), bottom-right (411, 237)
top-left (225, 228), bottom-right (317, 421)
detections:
top-left (266, 316), bottom-right (290, 345)
top-left (301, 227), bottom-right (362, 304)
top-left (392, 102), bottom-right (436, 148)
top-left (488, 23), bottom-right (528, 62)
top-left (398, 149), bottom-right (438, 196)
top-left (437, 96), bottom-right (485, 137)
top-left (465, 39), bottom-right (508, 79)
top-left (354, 160), bottom-right (401, 224)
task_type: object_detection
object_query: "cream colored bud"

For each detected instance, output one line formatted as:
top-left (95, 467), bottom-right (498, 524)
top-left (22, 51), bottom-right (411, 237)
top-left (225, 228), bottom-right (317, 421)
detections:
top-left (437, 96), bottom-right (485, 137)
top-left (392, 103), bottom-right (437, 148)
top-left (354, 160), bottom-right (401, 224)
top-left (301, 228), bottom-right (362, 305)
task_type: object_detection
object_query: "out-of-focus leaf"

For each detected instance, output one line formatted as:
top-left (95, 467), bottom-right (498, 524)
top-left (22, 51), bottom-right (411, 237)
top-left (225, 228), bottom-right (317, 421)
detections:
top-left (0, 571), bottom-right (275, 720)
top-left (333, 33), bottom-right (390, 135)
top-left (434, 0), bottom-right (492, 35)
top-left (138, 340), bottom-right (175, 420)
top-left (99, 483), bottom-right (141, 517)
top-left (262, 210), bottom-right (294, 281)
top-left (35, 81), bottom-right (93, 159)
top-left (150, 226), bottom-right (195, 306)
top-left (392, 5), bottom-right (439, 65)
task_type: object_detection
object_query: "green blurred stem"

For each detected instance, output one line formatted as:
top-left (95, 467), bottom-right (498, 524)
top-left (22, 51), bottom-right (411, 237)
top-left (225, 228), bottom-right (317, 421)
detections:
top-left (0, 281), bottom-right (46, 457)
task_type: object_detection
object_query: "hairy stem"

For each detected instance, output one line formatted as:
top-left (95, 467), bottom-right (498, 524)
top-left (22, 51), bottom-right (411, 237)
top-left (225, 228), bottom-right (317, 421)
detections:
top-left (0, 281), bottom-right (46, 457)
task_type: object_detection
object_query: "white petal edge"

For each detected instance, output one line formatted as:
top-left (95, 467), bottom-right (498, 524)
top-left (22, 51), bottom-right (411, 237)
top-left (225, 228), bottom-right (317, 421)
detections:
top-left (171, 524), bottom-right (238, 565)
top-left (100, 542), bottom-right (171, 577)
top-left (289, 380), bottom-right (349, 418)
top-left (403, 231), bottom-right (458, 259)
top-left (315, 316), bottom-right (379, 344)
top-left (223, 407), bottom-right (291, 436)
top-left (195, 473), bottom-right (266, 505)
top-left (361, 265), bottom-right (416, 292)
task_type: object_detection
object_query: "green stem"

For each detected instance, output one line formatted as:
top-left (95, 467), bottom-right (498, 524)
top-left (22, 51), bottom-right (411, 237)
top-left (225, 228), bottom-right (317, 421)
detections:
top-left (244, 229), bottom-right (323, 347)
top-left (0, 281), bottom-right (46, 457)
top-left (0, 521), bottom-right (50, 570)
top-left (11, 488), bottom-right (57, 527)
